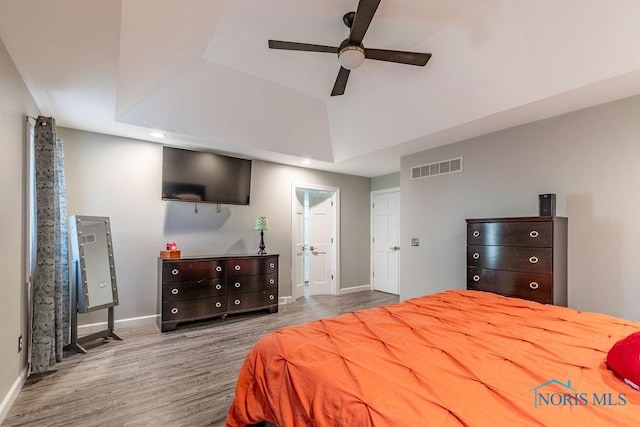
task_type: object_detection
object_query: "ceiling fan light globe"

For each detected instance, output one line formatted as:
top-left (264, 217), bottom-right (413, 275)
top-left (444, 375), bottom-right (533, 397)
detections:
top-left (338, 46), bottom-right (365, 70)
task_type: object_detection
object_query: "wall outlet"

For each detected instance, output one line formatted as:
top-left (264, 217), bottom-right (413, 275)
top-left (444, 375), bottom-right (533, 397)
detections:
top-left (18, 335), bottom-right (23, 352)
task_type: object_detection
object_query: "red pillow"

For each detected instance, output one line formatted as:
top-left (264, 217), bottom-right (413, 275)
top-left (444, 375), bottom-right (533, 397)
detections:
top-left (607, 331), bottom-right (640, 391)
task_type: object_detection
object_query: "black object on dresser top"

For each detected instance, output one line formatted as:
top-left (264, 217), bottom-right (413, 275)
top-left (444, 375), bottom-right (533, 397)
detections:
top-left (158, 254), bottom-right (278, 332)
top-left (466, 216), bottom-right (567, 305)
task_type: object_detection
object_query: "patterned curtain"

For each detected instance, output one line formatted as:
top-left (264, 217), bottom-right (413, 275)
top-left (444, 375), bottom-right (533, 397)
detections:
top-left (30, 116), bottom-right (69, 374)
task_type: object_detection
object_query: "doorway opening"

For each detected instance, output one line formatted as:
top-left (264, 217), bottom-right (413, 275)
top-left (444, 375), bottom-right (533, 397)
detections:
top-left (291, 183), bottom-right (340, 300)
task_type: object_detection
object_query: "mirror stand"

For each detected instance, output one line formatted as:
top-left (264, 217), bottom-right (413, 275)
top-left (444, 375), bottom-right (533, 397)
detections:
top-left (66, 261), bottom-right (122, 354)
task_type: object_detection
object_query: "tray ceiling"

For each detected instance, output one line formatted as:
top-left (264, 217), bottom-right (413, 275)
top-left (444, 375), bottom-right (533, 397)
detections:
top-left (1, 0), bottom-right (640, 177)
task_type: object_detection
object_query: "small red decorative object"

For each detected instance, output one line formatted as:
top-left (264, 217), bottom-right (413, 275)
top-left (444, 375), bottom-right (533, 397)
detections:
top-left (166, 242), bottom-right (177, 250)
top-left (607, 331), bottom-right (640, 391)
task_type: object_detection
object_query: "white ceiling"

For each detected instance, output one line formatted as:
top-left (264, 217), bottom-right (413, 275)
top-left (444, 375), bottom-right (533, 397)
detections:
top-left (2, 0), bottom-right (640, 177)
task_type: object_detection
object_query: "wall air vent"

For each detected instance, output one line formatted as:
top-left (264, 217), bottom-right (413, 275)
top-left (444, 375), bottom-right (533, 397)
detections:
top-left (410, 157), bottom-right (463, 180)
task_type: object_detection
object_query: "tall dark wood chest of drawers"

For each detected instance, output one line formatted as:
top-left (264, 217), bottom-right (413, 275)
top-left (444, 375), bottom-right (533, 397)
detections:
top-left (466, 217), bottom-right (567, 305)
top-left (158, 254), bottom-right (279, 332)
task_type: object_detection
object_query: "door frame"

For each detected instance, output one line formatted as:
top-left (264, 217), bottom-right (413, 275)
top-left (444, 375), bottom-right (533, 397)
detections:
top-left (370, 187), bottom-right (400, 294)
top-left (291, 182), bottom-right (340, 299)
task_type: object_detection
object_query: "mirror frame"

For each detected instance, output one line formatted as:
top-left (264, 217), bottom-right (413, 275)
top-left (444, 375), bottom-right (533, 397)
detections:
top-left (69, 215), bottom-right (119, 312)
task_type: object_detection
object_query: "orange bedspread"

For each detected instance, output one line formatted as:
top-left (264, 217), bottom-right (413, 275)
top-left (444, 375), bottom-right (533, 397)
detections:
top-left (226, 290), bottom-right (640, 426)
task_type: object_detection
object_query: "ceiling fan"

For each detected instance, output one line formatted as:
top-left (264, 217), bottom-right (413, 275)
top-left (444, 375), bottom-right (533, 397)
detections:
top-left (268, 0), bottom-right (432, 96)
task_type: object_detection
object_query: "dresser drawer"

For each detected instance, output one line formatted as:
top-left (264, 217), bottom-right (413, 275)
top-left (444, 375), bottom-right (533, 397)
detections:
top-left (227, 290), bottom-right (277, 312)
top-left (228, 273), bottom-right (278, 294)
top-left (227, 256), bottom-right (278, 277)
top-left (467, 245), bottom-right (552, 274)
top-left (163, 278), bottom-right (224, 302)
top-left (162, 296), bottom-right (227, 321)
top-left (467, 221), bottom-right (552, 247)
top-left (467, 267), bottom-right (553, 304)
top-left (162, 260), bottom-right (226, 282)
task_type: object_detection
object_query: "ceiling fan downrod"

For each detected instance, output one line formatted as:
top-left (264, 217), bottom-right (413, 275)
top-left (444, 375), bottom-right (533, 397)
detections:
top-left (343, 11), bottom-right (356, 28)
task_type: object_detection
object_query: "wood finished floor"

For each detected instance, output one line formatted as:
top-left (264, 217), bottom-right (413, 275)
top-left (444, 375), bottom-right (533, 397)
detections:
top-left (4, 291), bottom-right (398, 427)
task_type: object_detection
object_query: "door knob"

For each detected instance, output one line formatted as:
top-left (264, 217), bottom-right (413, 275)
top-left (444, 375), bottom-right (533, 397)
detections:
top-left (310, 246), bottom-right (315, 251)
top-left (389, 246), bottom-right (400, 251)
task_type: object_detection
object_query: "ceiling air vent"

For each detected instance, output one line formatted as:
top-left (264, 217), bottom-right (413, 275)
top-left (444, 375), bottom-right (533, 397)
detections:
top-left (411, 157), bottom-right (463, 180)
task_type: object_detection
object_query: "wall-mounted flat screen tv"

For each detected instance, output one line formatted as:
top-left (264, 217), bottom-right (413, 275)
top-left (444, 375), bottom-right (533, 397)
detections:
top-left (162, 146), bottom-right (251, 205)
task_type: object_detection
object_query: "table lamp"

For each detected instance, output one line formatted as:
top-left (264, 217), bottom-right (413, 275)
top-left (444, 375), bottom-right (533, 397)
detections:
top-left (255, 216), bottom-right (269, 255)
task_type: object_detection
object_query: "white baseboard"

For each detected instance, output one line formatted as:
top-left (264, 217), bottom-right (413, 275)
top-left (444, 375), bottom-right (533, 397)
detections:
top-left (278, 286), bottom-right (373, 301)
top-left (278, 296), bottom-right (293, 305)
top-left (78, 314), bottom-right (159, 336)
top-left (0, 367), bottom-right (27, 424)
top-left (338, 284), bottom-right (373, 295)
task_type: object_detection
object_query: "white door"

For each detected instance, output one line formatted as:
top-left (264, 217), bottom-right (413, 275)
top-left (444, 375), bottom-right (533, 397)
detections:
top-left (307, 190), bottom-right (333, 295)
top-left (372, 190), bottom-right (400, 294)
top-left (292, 189), bottom-right (305, 300)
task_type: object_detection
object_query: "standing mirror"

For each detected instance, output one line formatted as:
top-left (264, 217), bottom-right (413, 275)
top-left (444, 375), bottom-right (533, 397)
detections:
top-left (69, 215), bottom-right (119, 311)
top-left (67, 215), bottom-right (121, 353)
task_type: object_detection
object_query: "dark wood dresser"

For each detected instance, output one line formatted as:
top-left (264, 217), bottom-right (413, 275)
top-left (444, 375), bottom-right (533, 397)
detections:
top-left (158, 254), bottom-right (278, 332)
top-left (466, 217), bottom-right (567, 305)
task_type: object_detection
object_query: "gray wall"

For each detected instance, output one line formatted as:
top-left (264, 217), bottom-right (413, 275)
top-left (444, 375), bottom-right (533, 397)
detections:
top-left (60, 128), bottom-right (371, 325)
top-left (400, 94), bottom-right (640, 320)
top-left (371, 172), bottom-right (400, 191)
top-left (0, 38), bottom-right (38, 418)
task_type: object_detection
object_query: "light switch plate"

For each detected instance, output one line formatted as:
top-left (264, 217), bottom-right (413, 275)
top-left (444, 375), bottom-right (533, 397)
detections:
top-left (411, 238), bottom-right (419, 246)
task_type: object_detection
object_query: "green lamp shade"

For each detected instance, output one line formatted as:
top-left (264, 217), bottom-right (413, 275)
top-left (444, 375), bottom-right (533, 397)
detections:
top-left (255, 216), bottom-right (269, 231)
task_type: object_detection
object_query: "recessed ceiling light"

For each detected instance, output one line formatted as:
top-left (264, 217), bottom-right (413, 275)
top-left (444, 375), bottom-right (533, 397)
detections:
top-left (149, 132), bottom-right (165, 138)
top-left (301, 159), bottom-right (311, 165)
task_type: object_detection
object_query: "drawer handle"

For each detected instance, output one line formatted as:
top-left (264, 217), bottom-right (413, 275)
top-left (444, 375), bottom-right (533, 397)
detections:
top-left (216, 266), bottom-right (222, 272)
top-left (529, 256), bottom-right (539, 264)
top-left (171, 288), bottom-right (179, 295)
top-left (269, 278), bottom-right (275, 285)
top-left (234, 299), bottom-right (241, 305)
top-left (216, 284), bottom-right (222, 290)
top-left (215, 302), bottom-right (222, 308)
top-left (269, 262), bottom-right (275, 268)
top-left (269, 295), bottom-right (275, 300)
top-left (472, 275), bottom-right (480, 282)
top-left (472, 230), bottom-right (480, 237)
top-left (530, 230), bottom-right (539, 238)
top-left (529, 282), bottom-right (539, 290)
top-left (171, 269), bottom-right (179, 276)
top-left (472, 252), bottom-right (480, 260)
top-left (234, 282), bottom-right (241, 288)
top-left (171, 307), bottom-right (178, 314)
top-left (235, 265), bottom-right (241, 271)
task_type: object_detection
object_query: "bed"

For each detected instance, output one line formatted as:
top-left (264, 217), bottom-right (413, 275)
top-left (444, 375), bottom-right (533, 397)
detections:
top-left (226, 290), bottom-right (640, 426)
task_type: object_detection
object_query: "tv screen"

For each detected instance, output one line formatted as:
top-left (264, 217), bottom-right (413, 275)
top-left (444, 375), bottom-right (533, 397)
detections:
top-left (162, 146), bottom-right (251, 205)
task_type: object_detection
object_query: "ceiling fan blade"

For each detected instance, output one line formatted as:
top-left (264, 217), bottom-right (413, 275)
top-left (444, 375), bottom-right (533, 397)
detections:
top-left (365, 49), bottom-right (432, 66)
top-left (349, 0), bottom-right (381, 45)
top-left (268, 40), bottom-right (339, 54)
top-left (331, 67), bottom-right (350, 96)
